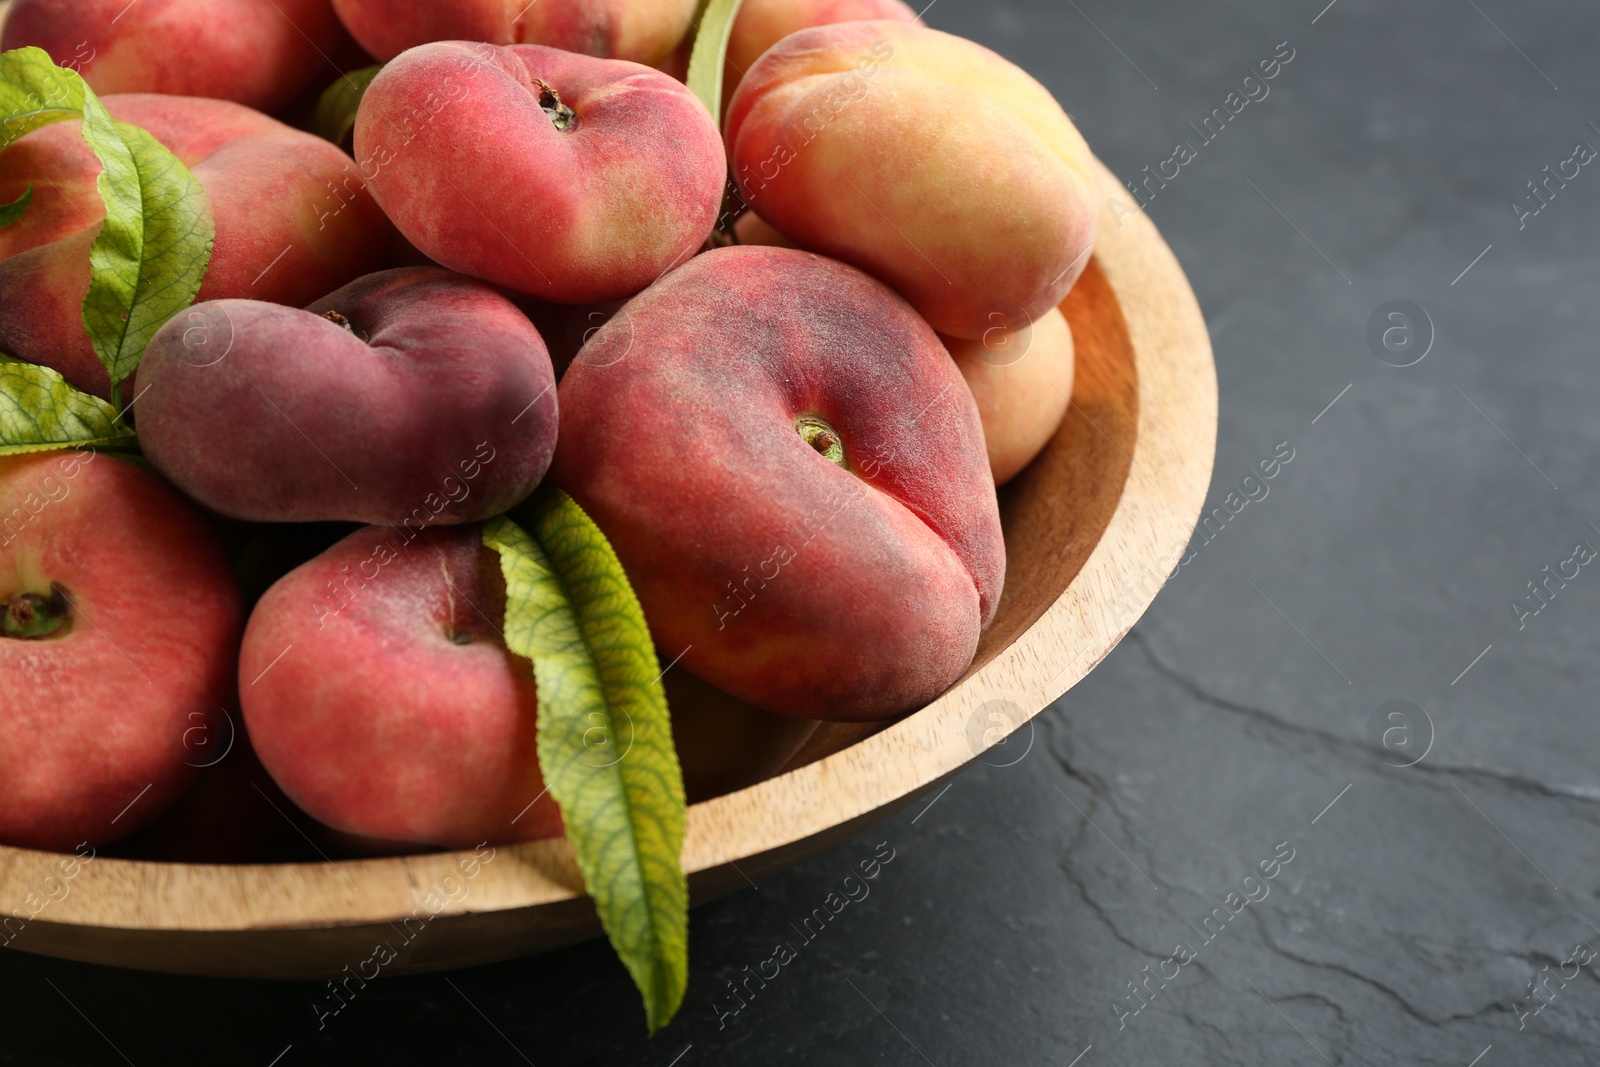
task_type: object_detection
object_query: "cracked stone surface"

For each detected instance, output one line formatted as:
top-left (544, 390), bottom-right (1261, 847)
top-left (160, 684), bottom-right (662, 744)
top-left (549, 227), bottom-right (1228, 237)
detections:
top-left (4, 0), bottom-right (1599, 1064)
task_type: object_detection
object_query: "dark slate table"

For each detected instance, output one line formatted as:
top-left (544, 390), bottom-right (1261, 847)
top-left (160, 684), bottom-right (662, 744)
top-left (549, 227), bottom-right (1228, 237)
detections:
top-left (5, 1), bottom-right (1598, 1064)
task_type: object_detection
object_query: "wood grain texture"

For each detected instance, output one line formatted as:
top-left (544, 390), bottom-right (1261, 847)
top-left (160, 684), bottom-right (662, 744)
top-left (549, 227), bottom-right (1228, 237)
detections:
top-left (0, 160), bottom-right (1216, 977)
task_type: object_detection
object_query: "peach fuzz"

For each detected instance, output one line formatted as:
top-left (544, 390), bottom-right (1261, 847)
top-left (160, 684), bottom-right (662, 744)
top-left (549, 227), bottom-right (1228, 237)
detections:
top-left (354, 42), bottom-right (725, 304)
top-left (726, 21), bottom-right (1100, 339)
top-left (135, 267), bottom-right (558, 525)
top-left (722, 0), bottom-right (919, 112)
top-left (946, 307), bottom-right (1074, 485)
top-left (240, 524), bottom-right (563, 848)
top-left (0, 451), bottom-right (243, 850)
top-left (553, 246), bottom-right (1004, 721)
top-left (0, 94), bottom-right (389, 399)
top-left (3, 0), bottom-right (350, 112)
top-left (331, 0), bottom-right (693, 68)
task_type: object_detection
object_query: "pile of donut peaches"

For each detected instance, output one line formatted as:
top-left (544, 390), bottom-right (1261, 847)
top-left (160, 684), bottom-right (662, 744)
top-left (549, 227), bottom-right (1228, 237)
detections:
top-left (0, 0), bottom-right (1099, 857)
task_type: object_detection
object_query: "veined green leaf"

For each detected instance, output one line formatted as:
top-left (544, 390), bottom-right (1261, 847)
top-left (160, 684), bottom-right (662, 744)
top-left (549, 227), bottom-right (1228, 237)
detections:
top-left (312, 65), bottom-right (382, 147)
top-left (82, 117), bottom-right (213, 391)
top-left (0, 356), bottom-right (136, 455)
top-left (0, 46), bottom-right (88, 147)
top-left (0, 47), bottom-right (214, 393)
top-left (685, 0), bottom-right (746, 129)
top-left (483, 491), bottom-right (688, 1034)
top-left (0, 186), bottom-right (31, 227)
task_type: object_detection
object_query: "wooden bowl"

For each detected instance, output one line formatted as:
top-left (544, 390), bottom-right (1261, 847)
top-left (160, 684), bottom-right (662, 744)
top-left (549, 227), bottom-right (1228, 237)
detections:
top-left (0, 166), bottom-right (1216, 978)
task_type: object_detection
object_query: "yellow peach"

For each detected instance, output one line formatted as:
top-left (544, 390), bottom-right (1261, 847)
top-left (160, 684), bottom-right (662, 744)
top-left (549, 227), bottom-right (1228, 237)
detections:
top-left (727, 21), bottom-right (1099, 340)
top-left (722, 0), bottom-right (919, 112)
top-left (946, 307), bottom-right (1074, 485)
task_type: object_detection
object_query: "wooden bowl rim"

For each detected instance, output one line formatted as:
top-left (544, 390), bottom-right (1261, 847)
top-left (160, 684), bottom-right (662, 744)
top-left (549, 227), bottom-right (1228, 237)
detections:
top-left (0, 164), bottom-right (1216, 940)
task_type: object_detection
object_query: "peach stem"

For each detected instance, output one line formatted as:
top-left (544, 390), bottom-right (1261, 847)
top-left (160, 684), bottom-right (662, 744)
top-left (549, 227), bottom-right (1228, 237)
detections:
top-left (2, 590), bottom-right (67, 640)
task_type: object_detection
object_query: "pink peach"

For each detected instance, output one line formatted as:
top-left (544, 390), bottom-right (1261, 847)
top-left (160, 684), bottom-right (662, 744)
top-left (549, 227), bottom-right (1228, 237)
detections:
top-left (553, 246), bottom-right (1004, 721)
top-left (331, 0), bottom-right (693, 69)
top-left (0, 451), bottom-right (243, 850)
top-left (354, 41), bottom-right (725, 303)
top-left (240, 524), bottom-right (563, 848)
top-left (2, 0), bottom-right (351, 112)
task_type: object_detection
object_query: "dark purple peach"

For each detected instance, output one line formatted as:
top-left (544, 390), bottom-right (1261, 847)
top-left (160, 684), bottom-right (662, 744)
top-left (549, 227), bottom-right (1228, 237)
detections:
top-left (135, 267), bottom-right (557, 526)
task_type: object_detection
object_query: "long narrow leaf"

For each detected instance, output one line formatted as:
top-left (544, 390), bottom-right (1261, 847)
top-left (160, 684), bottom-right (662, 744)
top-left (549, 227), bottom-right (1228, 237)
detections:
top-left (685, 0), bottom-right (747, 129)
top-left (312, 65), bottom-right (382, 147)
top-left (484, 492), bottom-right (688, 1033)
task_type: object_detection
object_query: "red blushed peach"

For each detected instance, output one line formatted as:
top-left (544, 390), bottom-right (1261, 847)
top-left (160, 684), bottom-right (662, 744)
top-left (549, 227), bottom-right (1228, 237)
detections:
top-left (946, 307), bottom-right (1074, 485)
top-left (354, 41), bottom-right (724, 304)
top-left (553, 246), bottom-right (1004, 721)
top-left (135, 267), bottom-right (558, 525)
top-left (722, 0), bottom-right (919, 112)
top-left (0, 451), bottom-right (243, 851)
top-left (727, 21), bottom-right (1099, 340)
top-left (331, 0), bottom-right (692, 68)
top-left (3, 0), bottom-right (351, 112)
top-left (0, 94), bottom-right (389, 399)
top-left (240, 524), bottom-right (563, 848)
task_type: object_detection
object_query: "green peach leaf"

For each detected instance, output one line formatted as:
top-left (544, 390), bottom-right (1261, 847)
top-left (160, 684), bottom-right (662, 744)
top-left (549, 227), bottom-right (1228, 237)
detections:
top-left (0, 356), bottom-right (136, 455)
top-left (81, 117), bottom-right (213, 391)
top-left (482, 492), bottom-right (688, 1035)
top-left (0, 186), bottom-right (31, 227)
top-left (685, 0), bottom-right (746, 129)
top-left (0, 46), bottom-right (88, 145)
top-left (0, 48), bottom-right (214, 393)
top-left (312, 65), bottom-right (382, 147)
